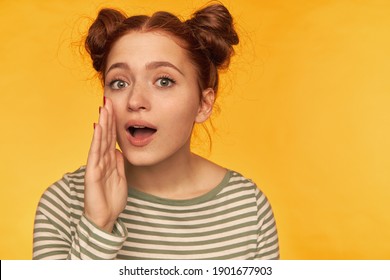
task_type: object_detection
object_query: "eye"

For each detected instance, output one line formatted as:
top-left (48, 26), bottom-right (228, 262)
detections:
top-left (156, 76), bottom-right (175, 88)
top-left (109, 79), bottom-right (129, 90)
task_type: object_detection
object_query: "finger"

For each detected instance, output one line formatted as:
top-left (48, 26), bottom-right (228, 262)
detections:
top-left (104, 98), bottom-right (117, 173)
top-left (86, 123), bottom-right (102, 168)
top-left (98, 105), bottom-right (109, 155)
top-left (108, 99), bottom-right (117, 152)
top-left (105, 98), bottom-right (116, 153)
top-left (115, 149), bottom-right (126, 180)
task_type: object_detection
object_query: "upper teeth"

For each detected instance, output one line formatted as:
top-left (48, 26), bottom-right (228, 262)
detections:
top-left (133, 126), bottom-right (146, 128)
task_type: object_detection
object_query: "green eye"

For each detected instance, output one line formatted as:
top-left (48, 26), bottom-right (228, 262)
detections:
top-left (110, 80), bottom-right (128, 89)
top-left (156, 77), bottom-right (175, 87)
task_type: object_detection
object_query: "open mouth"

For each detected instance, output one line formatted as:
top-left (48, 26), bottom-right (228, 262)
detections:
top-left (128, 125), bottom-right (157, 139)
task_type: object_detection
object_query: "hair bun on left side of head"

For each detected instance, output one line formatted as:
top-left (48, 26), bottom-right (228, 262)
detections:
top-left (85, 8), bottom-right (127, 72)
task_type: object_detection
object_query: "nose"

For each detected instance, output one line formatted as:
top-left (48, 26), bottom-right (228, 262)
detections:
top-left (127, 82), bottom-right (150, 112)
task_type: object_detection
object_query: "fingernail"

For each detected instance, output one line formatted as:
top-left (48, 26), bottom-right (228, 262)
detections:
top-left (99, 106), bottom-right (102, 114)
top-left (93, 123), bottom-right (96, 129)
top-left (103, 96), bottom-right (106, 105)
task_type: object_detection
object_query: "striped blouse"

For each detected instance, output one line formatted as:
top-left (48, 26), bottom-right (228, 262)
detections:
top-left (33, 166), bottom-right (279, 260)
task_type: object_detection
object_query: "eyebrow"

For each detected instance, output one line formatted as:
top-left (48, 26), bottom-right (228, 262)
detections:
top-left (106, 62), bottom-right (130, 75)
top-left (105, 61), bottom-right (184, 76)
top-left (146, 61), bottom-right (184, 76)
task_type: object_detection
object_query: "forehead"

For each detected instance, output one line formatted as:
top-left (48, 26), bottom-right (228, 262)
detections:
top-left (106, 31), bottom-right (191, 70)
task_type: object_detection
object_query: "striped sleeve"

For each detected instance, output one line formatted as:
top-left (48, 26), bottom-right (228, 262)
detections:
top-left (254, 187), bottom-right (280, 259)
top-left (33, 168), bottom-right (128, 259)
top-left (68, 215), bottom-right (127, 259)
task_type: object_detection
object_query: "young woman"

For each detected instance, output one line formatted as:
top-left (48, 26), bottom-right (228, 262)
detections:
top-left (33, 3), bottom-right (279, 260)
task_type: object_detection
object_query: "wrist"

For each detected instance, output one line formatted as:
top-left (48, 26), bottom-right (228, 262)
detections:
top-left (84, 212), bottom-right (115, 233)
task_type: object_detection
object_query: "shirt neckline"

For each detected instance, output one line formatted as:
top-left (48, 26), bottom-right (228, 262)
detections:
top-left (127, 169), bottom-right (232, 206)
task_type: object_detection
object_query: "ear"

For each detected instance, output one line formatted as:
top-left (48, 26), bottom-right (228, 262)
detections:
top-left (195, 88), bottom-right (215, 123)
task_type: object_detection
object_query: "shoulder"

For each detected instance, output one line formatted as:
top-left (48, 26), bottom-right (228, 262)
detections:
top-left (227, 170), bottom-right (273, 211)
top-left (43, 166), bottom-right (86, 196)
top-left (34, 167), bottom-right (87, 245)
top-left (227, 170), bottom-right (260, 194)
top-left (215, 169), bottom-right (258, 202)
top-left (61, 166), bottom-right (86, 185)
top-left (37, 166), bottom-right (86, 214)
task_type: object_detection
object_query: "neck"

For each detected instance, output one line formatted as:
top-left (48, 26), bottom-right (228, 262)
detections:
top-left (125, 150), bottom-right (201, 199)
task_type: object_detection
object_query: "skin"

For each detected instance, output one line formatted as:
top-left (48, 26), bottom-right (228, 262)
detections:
top-left (84, 31), bottom-right (226, 232)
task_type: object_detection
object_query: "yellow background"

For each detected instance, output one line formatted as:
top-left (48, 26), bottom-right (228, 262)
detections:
top-left (1, 0), bottom-right (389, 259)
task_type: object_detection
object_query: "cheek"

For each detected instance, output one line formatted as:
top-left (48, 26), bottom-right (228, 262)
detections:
top-left (169, 97), bottom-right (200, 123)
top-left (110, 99), bottom-right (124, 118)
top-left (169, 106), bottom-right (199, 136)
top-left (111, 104), bottom-right (126, 134)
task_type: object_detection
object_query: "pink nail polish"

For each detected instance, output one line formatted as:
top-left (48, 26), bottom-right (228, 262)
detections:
top-left (103, 96), bottom-right (106, 105)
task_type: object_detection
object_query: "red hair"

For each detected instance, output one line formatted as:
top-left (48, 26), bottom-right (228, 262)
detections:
top-left (85, 3), bottom-right (239, 95)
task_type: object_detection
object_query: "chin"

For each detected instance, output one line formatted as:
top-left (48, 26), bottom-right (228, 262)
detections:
top-left (123, 152), bottom-right (160, 167)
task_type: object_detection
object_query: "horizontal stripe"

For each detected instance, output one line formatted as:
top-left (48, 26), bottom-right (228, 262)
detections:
top-left (123, 192), bottom-right (256, 218)
top-left (126, 220), bottom-right (257, 239)
top-left (33, 167), bottom-right (279, 260)
top-left (120, 203), bottom-right (257, 226)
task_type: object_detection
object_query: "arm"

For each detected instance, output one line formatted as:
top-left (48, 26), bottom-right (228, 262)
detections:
top-left (254, 188), bottom-right (280, 260)
top-left (33, 98), bottom-right (129, 259)
top-left (32, 173), bottom-right (128, 259)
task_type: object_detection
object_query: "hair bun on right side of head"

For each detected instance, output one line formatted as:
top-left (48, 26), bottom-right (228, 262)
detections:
top-left (186, 3), bottom-right (239, 69)
top-left (85, 8), bottom-right (127, 72)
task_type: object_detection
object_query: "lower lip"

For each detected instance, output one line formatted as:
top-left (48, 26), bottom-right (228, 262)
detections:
top-left (125, 130), bottom-right (156, 147)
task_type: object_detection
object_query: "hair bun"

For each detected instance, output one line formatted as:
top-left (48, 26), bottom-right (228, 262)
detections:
top-left (85, 8), bottom-right (126, 71)
top-left (186, 4), bottom-right (239, 69)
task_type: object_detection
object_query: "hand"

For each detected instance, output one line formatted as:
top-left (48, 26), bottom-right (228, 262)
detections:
top-left (84, 97), bottom-right (128, 232)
